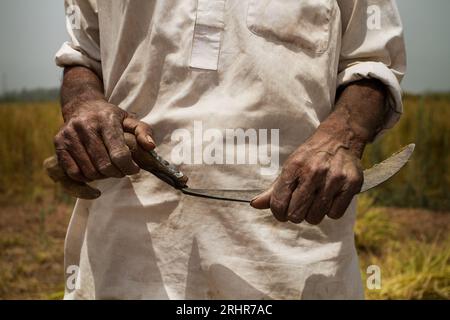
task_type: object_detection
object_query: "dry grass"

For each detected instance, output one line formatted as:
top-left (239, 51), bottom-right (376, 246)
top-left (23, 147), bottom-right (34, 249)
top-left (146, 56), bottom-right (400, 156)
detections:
top-left (0, 196), bottom-right (448, 300)
top-left (357, 196), bottom-right (450, 300)
top-left (1, 96), bottom-right (448, 210)
top-left (0, 198), bottom-right (73, 299)
top-left (0, 102), bottom-right (64, 204)
top-left (363, 94), bottom-right (450, 210)
top-left (0, 99), bottom-right (449, 300)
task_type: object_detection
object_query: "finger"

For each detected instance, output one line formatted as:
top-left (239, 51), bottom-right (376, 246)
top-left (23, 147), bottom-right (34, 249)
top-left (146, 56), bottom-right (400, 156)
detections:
top-left (327, 183), bottom-right (359, 220)
top-left (287, 163), bottom-right (328, 224)
top-left (270, 177), bottom-right (298, 222)
top-left (56, 149), bottom-right (85, 183)
top-left (250, 185), bottom-right (273, 209)
top-left (77, 128), bottom-right (124, 178)
top-left (101, 119), bottom-right (140, 175)
top-left (305, 173), bottom-right (345, 225)
top-left (66, 135), bottom-right (102, 181)
top-left (286, 182), bottom-right (316, 224)
top-left (123, 117), bottom-right (156, 151)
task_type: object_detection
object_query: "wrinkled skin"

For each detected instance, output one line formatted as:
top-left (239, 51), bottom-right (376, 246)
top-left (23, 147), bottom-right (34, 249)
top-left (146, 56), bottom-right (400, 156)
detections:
top-left (57, 66), bottom-right (387, 225)
top-left (251, 79), bottom-right (388, 225)
top-left (251, 130), bottom-right (364, 225)
top-left (54, 66), bottom-right (156, 183)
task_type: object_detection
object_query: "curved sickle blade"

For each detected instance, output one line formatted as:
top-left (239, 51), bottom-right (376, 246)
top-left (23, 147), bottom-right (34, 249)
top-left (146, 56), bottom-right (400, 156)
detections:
top-left (360, 143), bottom-right (415, 193)
top-left (181, 144), bottom-right (415, 203)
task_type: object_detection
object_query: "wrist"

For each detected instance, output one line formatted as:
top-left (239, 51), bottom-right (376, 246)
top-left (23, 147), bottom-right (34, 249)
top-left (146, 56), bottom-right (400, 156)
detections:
top-left (62, 93), bottom-right (107, 122)
top-left (317, 110), bottom-right (369, 158)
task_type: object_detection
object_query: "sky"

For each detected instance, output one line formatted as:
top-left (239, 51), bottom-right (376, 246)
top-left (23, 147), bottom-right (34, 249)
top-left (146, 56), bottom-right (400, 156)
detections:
top-left (0, 0), bottom-right (449, 94)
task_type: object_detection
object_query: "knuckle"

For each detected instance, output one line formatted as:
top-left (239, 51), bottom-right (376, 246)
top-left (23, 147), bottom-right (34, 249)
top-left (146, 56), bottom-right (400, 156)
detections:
top-left (305, 216), bottom-right (314, 224)
top-left (285, 155), bottom-right (305, 171)
top-left (271, 211), bottom-right (288, 222)
top-left (53, 133), bottom-right (63, 148)
top-left (61, 126), bottom-right (77, 140)
top-left (129, 166), bottom-right (140, 175)
top-left (111, 149), bottom-right (132, 164)
top-left (270, 201), bottom-right (283, 214)
top-left (97, 161), bottom-right (111, 173)
top-left (311, 162), bottom-right (328, 177)
top-left (84, 123), bottom-right (100, 133)
top-left (110, 149), bottom-right (139, 175)
top-left (68, 118), bottom-right (83, 130)
top-left (69, 116), bottom-right (101, 133)
top-left (305, 215), bottom-right (322, 225)
top-left (288, 157), bottom-right (304, 168)
top-left (328, 209), bottom-right (344, 220)
top-left (288, 213), bottom-right (304, 224)
top-left (302, 162), bottom-right (317, 176)
top-left (330, 171), bottom-right (346, 183)
top-left (100, 109), bottom-right (124, 123)
top-left (270, 199), bottom-right (288, 221)
top-left (347, 173), bottom-right (363, 189)
top-left (98, 110), bottom-right (114, 122)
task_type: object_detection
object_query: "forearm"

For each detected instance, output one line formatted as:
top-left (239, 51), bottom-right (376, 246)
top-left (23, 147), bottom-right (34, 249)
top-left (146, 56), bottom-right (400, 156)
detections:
top-left (60, 66), bottom-right (106, 121)
top-left (318, 79), bottom-right (388, 157)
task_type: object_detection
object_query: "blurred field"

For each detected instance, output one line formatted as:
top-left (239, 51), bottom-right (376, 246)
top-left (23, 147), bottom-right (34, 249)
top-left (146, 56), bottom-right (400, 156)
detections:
top-left (0, 96), bottom-right (449, 299)
top-left (0, 101), bottom-right (66, 205)
top-left (356, 197), bottom-right (449, 299)
top-left (363, 94), bottom-right (450, 211)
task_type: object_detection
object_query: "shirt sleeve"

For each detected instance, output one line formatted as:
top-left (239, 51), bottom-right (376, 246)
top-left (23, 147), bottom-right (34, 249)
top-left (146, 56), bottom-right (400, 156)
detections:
top-left (55, 0), bottom-right (102, 78)
top-left (337, 0), bottom-right (406, 133)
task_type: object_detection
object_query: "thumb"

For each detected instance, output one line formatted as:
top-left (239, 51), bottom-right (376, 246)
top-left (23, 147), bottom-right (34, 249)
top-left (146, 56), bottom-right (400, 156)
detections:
top-left (123, 117), bottom-right (156, 152)
top-left (250, 185), bottom-right (273, 209)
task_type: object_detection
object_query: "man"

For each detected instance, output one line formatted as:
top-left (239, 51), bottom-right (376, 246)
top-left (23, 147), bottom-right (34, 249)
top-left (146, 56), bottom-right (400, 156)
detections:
top-left (55, 0), bottom-right (405, 299)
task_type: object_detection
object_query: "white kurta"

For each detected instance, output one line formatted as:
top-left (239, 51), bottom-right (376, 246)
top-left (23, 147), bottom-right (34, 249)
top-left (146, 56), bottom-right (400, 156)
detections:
top-left (56, 0), bottom-right (406, 299)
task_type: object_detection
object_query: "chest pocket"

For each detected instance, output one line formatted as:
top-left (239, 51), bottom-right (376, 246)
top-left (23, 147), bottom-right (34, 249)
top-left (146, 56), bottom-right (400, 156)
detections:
top-left (247, 0), bottom-right (333, 53)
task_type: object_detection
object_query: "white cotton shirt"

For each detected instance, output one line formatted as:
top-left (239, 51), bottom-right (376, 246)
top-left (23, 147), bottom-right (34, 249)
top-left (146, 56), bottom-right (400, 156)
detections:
top-left (56, 0), bottom-right (406, 299)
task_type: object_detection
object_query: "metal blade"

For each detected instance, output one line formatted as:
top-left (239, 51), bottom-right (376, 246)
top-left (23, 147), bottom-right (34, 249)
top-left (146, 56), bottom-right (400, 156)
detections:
top-left (181, 188), bottom-right (263, 203)
top-left (360, 143), bottom-right (415, 192)
top-left (181, 144), bottom-right (415, 203)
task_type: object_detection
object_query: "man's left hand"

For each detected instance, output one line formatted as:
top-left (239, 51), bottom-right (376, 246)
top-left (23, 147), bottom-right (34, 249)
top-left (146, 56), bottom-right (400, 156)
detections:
top-left (250, 128), bottom-right (364, 225)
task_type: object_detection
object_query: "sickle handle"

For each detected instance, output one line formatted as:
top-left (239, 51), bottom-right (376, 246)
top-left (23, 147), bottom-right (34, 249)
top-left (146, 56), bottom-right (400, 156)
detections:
top-left (43, 133), bottom-right (188, 199)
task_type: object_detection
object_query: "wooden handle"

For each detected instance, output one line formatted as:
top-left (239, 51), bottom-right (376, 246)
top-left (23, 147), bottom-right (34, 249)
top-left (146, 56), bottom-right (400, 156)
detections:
top-left (43, 132), bottom-right (188, 199)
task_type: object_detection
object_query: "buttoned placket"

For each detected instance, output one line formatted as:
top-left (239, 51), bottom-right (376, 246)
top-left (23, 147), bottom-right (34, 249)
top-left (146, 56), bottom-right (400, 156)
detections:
top-left (190, 0), bottom-right (226, 71)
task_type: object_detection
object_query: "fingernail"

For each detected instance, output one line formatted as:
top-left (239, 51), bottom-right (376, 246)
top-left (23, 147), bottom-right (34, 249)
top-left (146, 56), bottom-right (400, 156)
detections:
top-left (250, 195), bottom-right (261, 206)
top-left (146, 135), bottom-right (156, 148)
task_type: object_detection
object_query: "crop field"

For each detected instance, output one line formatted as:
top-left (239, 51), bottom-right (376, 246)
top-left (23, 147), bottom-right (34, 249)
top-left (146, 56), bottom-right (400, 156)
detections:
top-left (0, 95), bottom-right (449, 299)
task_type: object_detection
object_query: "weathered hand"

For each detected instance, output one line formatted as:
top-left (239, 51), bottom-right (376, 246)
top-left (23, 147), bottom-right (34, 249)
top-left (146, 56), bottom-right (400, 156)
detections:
top-left (250, 129), bottom-right (364, 225)
top-left (54, 99), bottom-right (156, 183)
top-left (250, 79), bottom-right (389, 224)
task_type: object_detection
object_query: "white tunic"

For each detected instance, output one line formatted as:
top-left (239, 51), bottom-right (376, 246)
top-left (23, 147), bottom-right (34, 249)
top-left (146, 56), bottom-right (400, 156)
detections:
top-left (56, 0), bottom-right (406, 299)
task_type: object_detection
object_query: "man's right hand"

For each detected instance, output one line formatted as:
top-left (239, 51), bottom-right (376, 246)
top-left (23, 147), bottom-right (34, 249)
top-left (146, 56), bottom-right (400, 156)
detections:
top-left (54, 98), bottom-right (156, 183)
